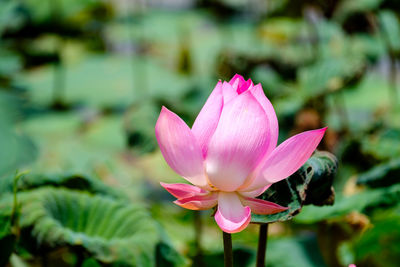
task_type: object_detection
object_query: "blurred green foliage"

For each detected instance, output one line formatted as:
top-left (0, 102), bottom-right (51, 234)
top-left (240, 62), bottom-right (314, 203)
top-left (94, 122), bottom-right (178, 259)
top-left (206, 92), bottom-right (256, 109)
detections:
top-left (0, 0), bottom-right (400, 266)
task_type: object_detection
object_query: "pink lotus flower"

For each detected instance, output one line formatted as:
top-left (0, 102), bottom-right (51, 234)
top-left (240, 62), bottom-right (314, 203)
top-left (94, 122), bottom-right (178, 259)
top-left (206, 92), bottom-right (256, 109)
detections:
top-left (156, 74), bottom-right (326, 233)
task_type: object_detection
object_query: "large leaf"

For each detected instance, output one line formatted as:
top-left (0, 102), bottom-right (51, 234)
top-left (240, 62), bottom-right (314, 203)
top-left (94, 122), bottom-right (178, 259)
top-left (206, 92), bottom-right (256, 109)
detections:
top-left (19, 173), bottom-right (123, 199)
top-left (0, 171), bottom-right (123, 200)
top-left (251, 151), bottom-right (338, 224)
top-left (17, 187), bottom-right (161, 266)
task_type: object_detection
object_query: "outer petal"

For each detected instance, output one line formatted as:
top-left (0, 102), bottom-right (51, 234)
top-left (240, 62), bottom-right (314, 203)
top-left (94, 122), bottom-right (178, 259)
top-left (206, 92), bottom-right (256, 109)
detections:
top-left (239, 185), bottom-right (271, 198)
top-left (155, 107), bottom-right (207, 187)
top-left (263, 127), bottom-right (327, 183)
top-left (241, 197), bottom-right (288, 215)
top-left (191, 81), bottom-right (224, 157)
top-left (206, 91), bottom-right (270, 191)
top-left (174, 193), bottom-right (218, 210)
top-left (250, 84), bottom-right (279, 157)
top-left (221, 82), bottom-right (238, 104)
top-left (243, 128), bottom-right (326, 192)
top-left (160, 182), bottom-right (207, 199)
top-left (215, 192), bottom-right (251, 233)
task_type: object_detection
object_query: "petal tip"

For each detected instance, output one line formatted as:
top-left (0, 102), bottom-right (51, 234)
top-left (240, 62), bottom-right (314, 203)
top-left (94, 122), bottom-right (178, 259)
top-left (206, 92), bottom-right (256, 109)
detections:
top-left (215, 206), bottom-right (251, 233)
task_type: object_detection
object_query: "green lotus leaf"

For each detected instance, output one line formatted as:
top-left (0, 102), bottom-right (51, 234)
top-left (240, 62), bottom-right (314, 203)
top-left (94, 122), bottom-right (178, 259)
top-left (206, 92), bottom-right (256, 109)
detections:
top-left (18, 173), bottom-right (123, 199)
top-left (17, 187), bottom-right (160, 266)
top-left (0, 172), bottom-right (123, 200)
top-left (251, 151), bottom-right (338, 224)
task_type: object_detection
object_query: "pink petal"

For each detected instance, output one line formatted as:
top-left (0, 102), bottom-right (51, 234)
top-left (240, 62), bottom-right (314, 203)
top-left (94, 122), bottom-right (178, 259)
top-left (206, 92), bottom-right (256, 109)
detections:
top-left (206, 90), bottom-right (270, 191)
top-left (241, 128), bottom-right (326, 192)
top-left (191, 81), bottom-right (224, 157)
top-left (155, 107), bottom-right (207, 187)
top-left (160, 182), bottom-right (207, 199)
top-left (214, 192), bottom-right (251, 233)
top-left (250, 84), bottom-right (279, 157)
top-left (239, 185), bottom-right (271, 198)
top-left (221, 82), bottom-right (238, 104)
top-left (229, 74), bottom-right (253, 94)
top-left (241, 196), bottom-right (288, 215)
top-left (174, 193), bottom-right (218, 210)
top-left (229, 74), bottom-right (245, 86)
top-left (261, 128), bottom-right (327, 184)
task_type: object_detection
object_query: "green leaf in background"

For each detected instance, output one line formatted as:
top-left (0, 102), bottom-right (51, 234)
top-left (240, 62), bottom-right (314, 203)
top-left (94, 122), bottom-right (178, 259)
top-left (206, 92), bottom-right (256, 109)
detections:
top-left (379, 10), bottom-right (400, 51)
top-left (267, 235), bottom-right (326, 267)
top-left (124, 102), bottom-right (159, 154)
top-left (17, 187), bottom-right (160, 266)
top-left (295, 183), bottom-right (400, 223)
top-left (361, 128), bottom-right (400, 161)
top-left (17, 54), bottom-right (194, 109)
top-left (252, 151), bottom-right (338, 224)
top-left (17, 173), bottom-right (123, 198)
top-left (351, 206), bottom-right (400, 266)
top-left (334, 0), bottom-right (383, 22)
top-left (298, 57), bottom-right (365, 98)
top-left (357, 157), bottom-right (400, 188)
top-left (0, 91), bottom-right (37, 177)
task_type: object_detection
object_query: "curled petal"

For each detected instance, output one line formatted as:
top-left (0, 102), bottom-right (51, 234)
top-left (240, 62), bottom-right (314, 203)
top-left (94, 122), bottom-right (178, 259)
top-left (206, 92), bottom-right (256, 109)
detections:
top-left (229, 74), bottom-right (245, 87)
top-left (241, 197), bottom-right (288, 215)
top-left (229, 74), bottom-right (253, 94)
top-left (206, 90), bottom-right (270, 192)
top-left (192, 81), bottom-right (224, 157)
top-left (239, 185), bottom-right (271, 198)
top-left (215, 192), bottom-right (251, 233)
top-left (160, 182), bottom-right (207, 199)
top-left (174, 193), bottom-right (218, 210)
top-left (155, 107), bottom-right (207, 187)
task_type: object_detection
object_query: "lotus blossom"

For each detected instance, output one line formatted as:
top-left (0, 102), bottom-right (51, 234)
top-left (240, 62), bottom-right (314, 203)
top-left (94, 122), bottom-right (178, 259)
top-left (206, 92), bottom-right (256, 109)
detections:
top-left (156, 74), bottom-right (326, 233)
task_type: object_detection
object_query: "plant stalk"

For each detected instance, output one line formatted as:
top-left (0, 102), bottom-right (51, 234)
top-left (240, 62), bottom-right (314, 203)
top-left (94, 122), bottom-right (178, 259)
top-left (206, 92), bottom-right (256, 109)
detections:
top-left (223, 231), bottom-right (233, 267)
top-left (256, 224), bottom-right (269, 267)
top-left (193, 212), bottom-right (204, 267)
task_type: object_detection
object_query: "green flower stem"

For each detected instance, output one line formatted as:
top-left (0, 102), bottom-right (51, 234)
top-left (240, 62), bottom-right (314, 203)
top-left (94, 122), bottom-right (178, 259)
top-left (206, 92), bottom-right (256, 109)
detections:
top-left (193, 212), bottom-right (204, 266)
top-left (256, 224), bottom-right (269, 267)
top-left (223, 231), bottom-right (233, 267)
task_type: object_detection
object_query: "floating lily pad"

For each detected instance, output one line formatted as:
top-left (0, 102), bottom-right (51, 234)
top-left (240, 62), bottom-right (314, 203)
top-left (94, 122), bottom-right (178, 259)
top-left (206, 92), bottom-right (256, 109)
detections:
top-left (251, 151), bottom-right (338, 224)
